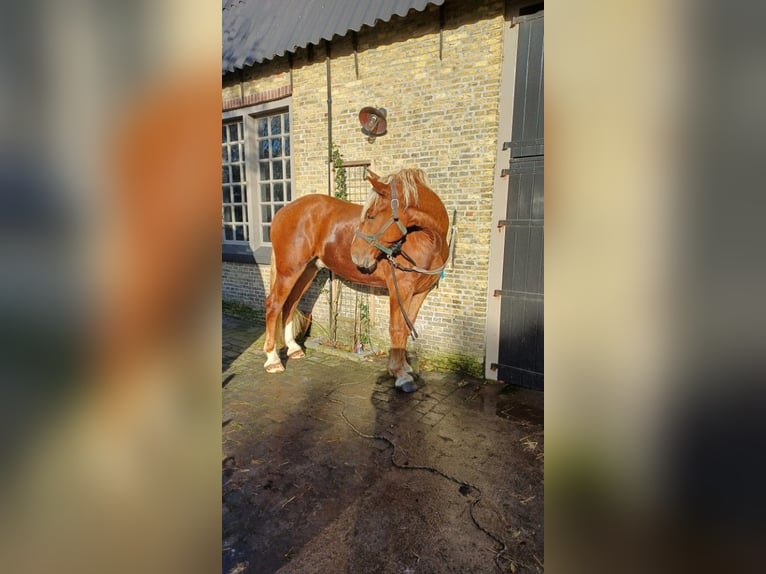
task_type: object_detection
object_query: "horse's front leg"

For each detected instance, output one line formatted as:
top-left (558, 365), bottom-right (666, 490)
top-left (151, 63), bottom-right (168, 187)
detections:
top-left (387, 293), bottom-right (417, 393)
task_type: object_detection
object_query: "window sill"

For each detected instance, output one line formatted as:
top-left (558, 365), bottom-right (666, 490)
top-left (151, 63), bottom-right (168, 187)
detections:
top-left (222, 244), bottom-right (272, 265)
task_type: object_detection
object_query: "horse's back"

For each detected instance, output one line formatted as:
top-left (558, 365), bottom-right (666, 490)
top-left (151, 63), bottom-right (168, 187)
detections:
top-left (274, 193), bottom-right (360, 219)
top-left (271, 194), bottom-right (361, 262)
top-left (273, 194), bottom-right (359, 226)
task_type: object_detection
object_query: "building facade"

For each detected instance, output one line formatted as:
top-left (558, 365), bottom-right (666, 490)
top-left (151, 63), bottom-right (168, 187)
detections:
top-left (222, 0), bottom-right (544, 384)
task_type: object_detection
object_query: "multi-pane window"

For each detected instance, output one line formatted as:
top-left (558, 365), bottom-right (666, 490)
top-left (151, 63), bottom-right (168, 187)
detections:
top-left (222, 121), bottom-right (248, 243)
top-left (256, 111), bottom-right (291, 243)
top-left (222, 104), bottom-right (292, 259)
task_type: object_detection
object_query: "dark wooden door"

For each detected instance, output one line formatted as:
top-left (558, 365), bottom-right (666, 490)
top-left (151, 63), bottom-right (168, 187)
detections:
top-left (494, 11), bottom-right (544, 390)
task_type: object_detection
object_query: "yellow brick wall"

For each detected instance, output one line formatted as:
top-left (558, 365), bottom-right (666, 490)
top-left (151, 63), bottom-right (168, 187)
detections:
top-left (223, 0), bottom-right (506, 366)
top-left (222, 58), bottom-right (291, 102)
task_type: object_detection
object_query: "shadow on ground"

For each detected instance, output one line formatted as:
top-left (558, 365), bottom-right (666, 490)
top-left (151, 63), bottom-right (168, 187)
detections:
top-left (222, 315), bottom-right (265, 373)
top-left (222, 314), bottom-right (544, 574)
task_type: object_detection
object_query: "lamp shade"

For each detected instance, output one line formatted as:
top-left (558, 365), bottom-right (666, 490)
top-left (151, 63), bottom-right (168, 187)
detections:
top-left (358, 106), bottom-right (388, 137)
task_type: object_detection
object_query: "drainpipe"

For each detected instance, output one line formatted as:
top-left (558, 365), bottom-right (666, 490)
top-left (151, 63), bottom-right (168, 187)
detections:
top-left (326, 42), bottom-right (336, 342)
top-left (326, 41), bottom-right (333, 196)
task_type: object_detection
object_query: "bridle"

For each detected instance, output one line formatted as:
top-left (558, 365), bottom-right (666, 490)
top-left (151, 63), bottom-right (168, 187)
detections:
top-left (353, 179), bottom-right (409, 257)
top-left (354, 179), bottom-right (455, 340)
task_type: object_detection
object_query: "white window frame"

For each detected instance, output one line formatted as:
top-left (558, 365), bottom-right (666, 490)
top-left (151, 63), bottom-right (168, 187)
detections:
top-left (222, 97), bottom-right (293, 264)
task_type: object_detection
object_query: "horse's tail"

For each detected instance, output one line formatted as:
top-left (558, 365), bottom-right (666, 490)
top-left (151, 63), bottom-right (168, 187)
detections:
top-left (291, 307), bottom-right (310, 341)
top-left (269, 251), bottom-right (310, 348)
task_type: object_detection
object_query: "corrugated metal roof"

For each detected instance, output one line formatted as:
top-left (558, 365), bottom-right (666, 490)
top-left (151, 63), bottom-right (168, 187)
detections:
top-left (222, 0), bottom-right (446, 74)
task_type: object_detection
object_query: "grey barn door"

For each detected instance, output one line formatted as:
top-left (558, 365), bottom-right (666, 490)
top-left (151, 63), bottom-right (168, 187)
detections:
top-left (494, 11), bottom-right (543, 390)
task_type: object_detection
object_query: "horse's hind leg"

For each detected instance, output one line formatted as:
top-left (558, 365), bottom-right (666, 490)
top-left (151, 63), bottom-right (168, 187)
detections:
top-left (263, 270), bottom-right (303, 373)
top-left (263, 286), bottom-right (287, 372)
top-left (282, 264), bottom-right (319, 359)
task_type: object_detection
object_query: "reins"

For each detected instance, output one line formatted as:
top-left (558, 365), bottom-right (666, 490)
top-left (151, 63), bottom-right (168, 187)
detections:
top-left (355, 179), bottom-right (457, 340)
top-left (386, 229), bottom-right (455, 276)
top-left (386, 230), bottom-right (455, 340)
top-left (386, 257), bottom-right (420, 339)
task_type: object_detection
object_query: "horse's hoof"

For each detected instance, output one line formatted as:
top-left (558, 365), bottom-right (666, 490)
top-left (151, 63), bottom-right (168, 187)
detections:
top-left (395, 376), bottom-right (418, 393)
top-left (287, 348), bottom-right (305, 360)
top-left (389, 364), bottom-right (414, 376)
top-left (264, 362), bottom-right (285, 374)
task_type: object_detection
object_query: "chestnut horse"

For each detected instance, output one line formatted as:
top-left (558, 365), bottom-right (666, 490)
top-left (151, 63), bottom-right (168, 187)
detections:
top-left (263, 167), bottom-right (449, 392)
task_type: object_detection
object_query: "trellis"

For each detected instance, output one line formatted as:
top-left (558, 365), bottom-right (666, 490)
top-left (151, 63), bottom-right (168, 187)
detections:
top-left (329, 161), bottom-right (377, 352)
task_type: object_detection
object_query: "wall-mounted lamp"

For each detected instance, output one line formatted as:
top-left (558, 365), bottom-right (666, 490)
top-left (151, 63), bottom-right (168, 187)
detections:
top-left (358, 106), bottom-right (387, 142)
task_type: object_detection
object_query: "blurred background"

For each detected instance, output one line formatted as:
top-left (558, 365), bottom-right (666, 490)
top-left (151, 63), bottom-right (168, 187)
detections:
top-left (0, 1), bottom-right (221, 573)
top-left (1, 0), bottom-right (765, 573)
top-left (547, 1), bottom-right (766, 572)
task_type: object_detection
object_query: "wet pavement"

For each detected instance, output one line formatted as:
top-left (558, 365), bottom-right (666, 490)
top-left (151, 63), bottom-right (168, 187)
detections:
top-left (222, 315), bottom-right (544, 573)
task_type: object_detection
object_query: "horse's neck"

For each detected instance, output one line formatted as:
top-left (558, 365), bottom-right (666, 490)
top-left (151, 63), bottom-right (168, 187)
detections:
top-left (413, 226), bottom-right (443, 251)
top-left (407, 189), bottom-right (448, 238)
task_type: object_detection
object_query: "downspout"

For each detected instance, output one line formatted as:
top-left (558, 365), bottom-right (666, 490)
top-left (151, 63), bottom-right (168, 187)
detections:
top-left (326, 42), bottom-right (336, 341)
top-left (326, 42), bottom-right (333, 196)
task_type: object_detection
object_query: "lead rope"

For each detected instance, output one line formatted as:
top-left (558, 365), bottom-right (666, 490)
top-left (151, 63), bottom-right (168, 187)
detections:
top-left (392, 221), bottom-right (457, 276)
top-left (387, 256), bottom-right (419, 340)
top-left (385, 177), bottom-right (418, 340)
top-left (387, 211), bottom-right (457, 340)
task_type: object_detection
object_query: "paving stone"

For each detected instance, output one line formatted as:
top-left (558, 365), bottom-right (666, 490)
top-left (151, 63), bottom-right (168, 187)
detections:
top-left (221, 313), bottom-right (544, 574)
top-left (431, 402), bottom-right (451, 415)
top-left (371, 399), bottom-right (392, 412)
top-left (421, 411), bottom-right (445, 427)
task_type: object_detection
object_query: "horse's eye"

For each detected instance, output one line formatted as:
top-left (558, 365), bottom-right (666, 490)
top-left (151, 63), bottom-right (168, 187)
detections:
top-left (366, 213), bottom-right (376, 220)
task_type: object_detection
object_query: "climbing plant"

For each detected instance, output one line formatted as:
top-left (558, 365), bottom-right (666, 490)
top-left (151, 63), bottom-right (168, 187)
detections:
top-left (332, 144), bottom-right (347, 200)
top-left (358, 300), bottom-right (370, 346)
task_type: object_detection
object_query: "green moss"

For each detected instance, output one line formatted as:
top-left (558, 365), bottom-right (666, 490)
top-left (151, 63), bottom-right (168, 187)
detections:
top-left (419, 352), bottom-right (484, 378)
top-left (222, 300), bottom-right (265, 325)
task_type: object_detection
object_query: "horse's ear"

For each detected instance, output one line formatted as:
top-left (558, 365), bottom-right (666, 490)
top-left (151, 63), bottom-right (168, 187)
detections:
top-left (367, 169), bottom-right (380, 181)
top-left (367, 176), bottom-right (389, 197)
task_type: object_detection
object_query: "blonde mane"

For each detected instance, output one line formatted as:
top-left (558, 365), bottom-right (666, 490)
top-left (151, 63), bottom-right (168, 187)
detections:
top-left (360, 167), bottom-right (429, 221)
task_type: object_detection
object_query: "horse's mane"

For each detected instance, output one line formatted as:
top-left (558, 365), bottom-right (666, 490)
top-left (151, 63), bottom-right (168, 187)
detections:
top-left (360, 167), bottom-right (429, 221)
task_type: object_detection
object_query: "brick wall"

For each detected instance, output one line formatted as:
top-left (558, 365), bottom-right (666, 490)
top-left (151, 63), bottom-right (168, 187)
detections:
top-left (222, 58), bottom-right (291, 104)
top-left (222, 261), bottom-right (269, 310)
top-left (222, 0), bottom-right (505, 369)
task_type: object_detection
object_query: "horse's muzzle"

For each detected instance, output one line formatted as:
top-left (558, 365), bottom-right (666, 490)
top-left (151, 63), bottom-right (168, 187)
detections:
top-left (351, 252), bottom-right (377, 273)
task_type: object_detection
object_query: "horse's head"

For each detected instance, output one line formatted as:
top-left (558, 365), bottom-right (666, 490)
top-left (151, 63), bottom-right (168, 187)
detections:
top-left (350, 171), bottom-right (413, 272)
